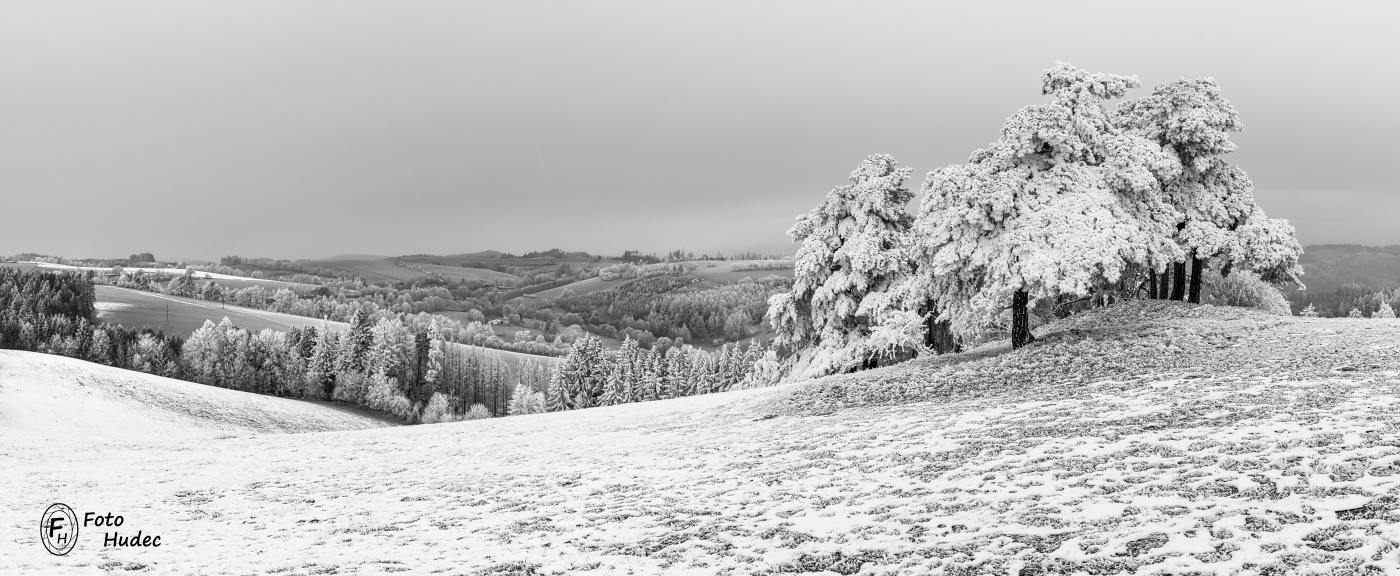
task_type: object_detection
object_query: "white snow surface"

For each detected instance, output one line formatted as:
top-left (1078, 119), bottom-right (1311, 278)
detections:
top-left (5, 301), bottom-right (1400, 575)
top-left (0, 350), bottom-right (394, 445)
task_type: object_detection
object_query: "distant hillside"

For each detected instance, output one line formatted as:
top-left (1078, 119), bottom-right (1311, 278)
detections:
top-left (95, 285), bottom-right (335, 336)
top-left (1299, 244), bottom-right (1400, 293)
top-left (312, 258), bottom-right (431, 283)
top-left (515, 259), bottom-right (794, 304)
top-left (91, 285), bottom-right (557, 372)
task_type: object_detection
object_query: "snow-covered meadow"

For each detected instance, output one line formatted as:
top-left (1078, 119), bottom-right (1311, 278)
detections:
top-left (5, 302), bottom-right (1400, 574)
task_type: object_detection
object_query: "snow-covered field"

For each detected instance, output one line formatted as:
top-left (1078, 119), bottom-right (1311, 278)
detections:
top-left (0, 350), bottom-right (395, 444)
top-left (26, 262), bottom-right (280, 283)
top-left (5, 302), bottom-right (1400, 575)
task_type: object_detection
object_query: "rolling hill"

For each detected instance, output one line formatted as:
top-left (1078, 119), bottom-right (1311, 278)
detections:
top-left (0, 350), bottom-right (395, 445)
top-left (94, 285), bottom-right (336, 336)
top-left (0, 262), bottom-right (308, 291)
top-left (405, 262), bottom-right (523, 284)
top-left (6, 302), bottom-right (1398, 574)
top-left (517, 260), bottom-right (794, 304)
top-left (1297, 244), bottom-right (1400, 293)
top-left (309, 257), bottom-right (432, 283)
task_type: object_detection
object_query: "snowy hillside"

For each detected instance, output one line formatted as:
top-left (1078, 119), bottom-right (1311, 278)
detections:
top-left (0, 350), bottom-right (395, 445)
top-left (7, 302), bottom-right (1400, 574)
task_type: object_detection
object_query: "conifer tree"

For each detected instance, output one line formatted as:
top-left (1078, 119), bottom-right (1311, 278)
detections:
top-left (545, 363), bottom-right (571, 412)
top-left (509, 383), bottom-right (538, 415)
top-left (425, 319), bottom-right (445, 386)
top-left (339, 306), bottom-right (375, 373)
top-left (307, 327), bottom-right (340, 399)
top-left (639, 346), bottom-right (662, 401)
top-left (768, 154), bottom-right (916, 375)
top-left (688, 349), bottom-right (713, 394)
top-left (664, 347), bottom-right (690, 398)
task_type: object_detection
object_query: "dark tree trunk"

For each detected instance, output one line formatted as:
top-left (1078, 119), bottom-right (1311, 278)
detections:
top-left (1011, 290), bottom-right (1031, 349)
top-left (1159, 268), bottom-right (1171, 299)
top-left (930, 317), bottom-right (958, 354)
top-left (923, 299), bottom-right (959, 354)
top-left (1148, 269), bottom-right (1158, 299)
top-left (1188, 254), bottom-right (1205, 304)
top-left (1170, 262), bottom-right (1186, 301)
top-left (862, 355), bottom-right (879, 371)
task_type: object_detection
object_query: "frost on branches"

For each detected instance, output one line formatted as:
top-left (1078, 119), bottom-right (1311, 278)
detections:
top-left (900, 63), bottom-right (1172, 349)
top-left (1114, 76), bottom-right (1302, 301)
top-left (768, 154), bottom-right (918, 378)
top-left (773, 63), bottom-right (1305, 371)
top-left (1375, 302), bottom-right (1396, 319)
top-left (884, 63), bottom-right (1303, 352)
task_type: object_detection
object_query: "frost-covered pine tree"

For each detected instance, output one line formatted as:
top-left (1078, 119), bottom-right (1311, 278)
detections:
top-left (424, 319), bottom-right (445, 386)
top-left (599, 354), bottom-right (629, 407)
top-left (1227, 207), bottom-right (1304, 286)
top-left (1299, 303), bottom-right (1319, 317)
top-left (421, 392), bottom-right (462, 423)
top-left (1374, 302), bottom-right (1395, 319)
top-left (906, 64), bottom-right (1165, 348)
top-left (641, 344), bottom-right (663, 400)
top-left (544, 363), bottom-right (571, 412)
top-left (687, 348), bottom-right (713, 394)
top-left (1348, 307), bottom-right (1364, 319)
top-left (88, 327), bottom-right (111, 364)
top-left (339, 307), bottom-right (374, 373)
top-left (508, 382), bottom-right (539, 415)
top-left (614, 336), bottom-right (642, 403)
top-left (366, 317), bottom-right (405, 378)
top-left (1115, 77), bottom-right (1302, 302)
top-left (767, 154), bottom-right (916, 376)
top-left (664, 346), bottom-right (691, 398)
top-left (746, 350), bottom-right (784, 389)
top-left (306, 327), bottom-right (340, 398)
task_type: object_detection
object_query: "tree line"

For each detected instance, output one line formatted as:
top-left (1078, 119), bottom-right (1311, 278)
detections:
top-left (523, 333), bottom-right (781, 415)
top-left (523, 275), bottom-right (790, 347)
top-left (1, 268), bottom-right (552, 423)
top-left (108, 270), bottom-right (565, 357)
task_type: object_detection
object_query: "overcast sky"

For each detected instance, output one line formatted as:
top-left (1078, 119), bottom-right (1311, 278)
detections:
top-left (2, 1), bottom-right (1396, 261)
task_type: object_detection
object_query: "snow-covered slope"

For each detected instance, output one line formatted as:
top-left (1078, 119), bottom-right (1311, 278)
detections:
top-left (0, 350), bottom-right (394, 446)
top-left (6, 303), bottom-right (1400, 574)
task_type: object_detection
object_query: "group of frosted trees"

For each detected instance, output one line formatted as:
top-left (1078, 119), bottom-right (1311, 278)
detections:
top-left (521, 334), bottom-right (780, 414)
top-left (180, 309), bottom-right (531, 422)
top-left (770, 63), bottom-right (1304, 377)
top-left (1331, 303), bottom-right (1396, 319)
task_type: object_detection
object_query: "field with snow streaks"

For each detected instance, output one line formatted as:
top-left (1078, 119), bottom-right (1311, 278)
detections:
top-left (94, 285), bottom-right (335, 337)
top-left (5, 302), bottom-right (1400, 574)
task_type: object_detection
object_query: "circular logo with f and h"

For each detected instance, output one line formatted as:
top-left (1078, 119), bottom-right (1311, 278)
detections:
top-left (40, 503), bottom-right (79, 556)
